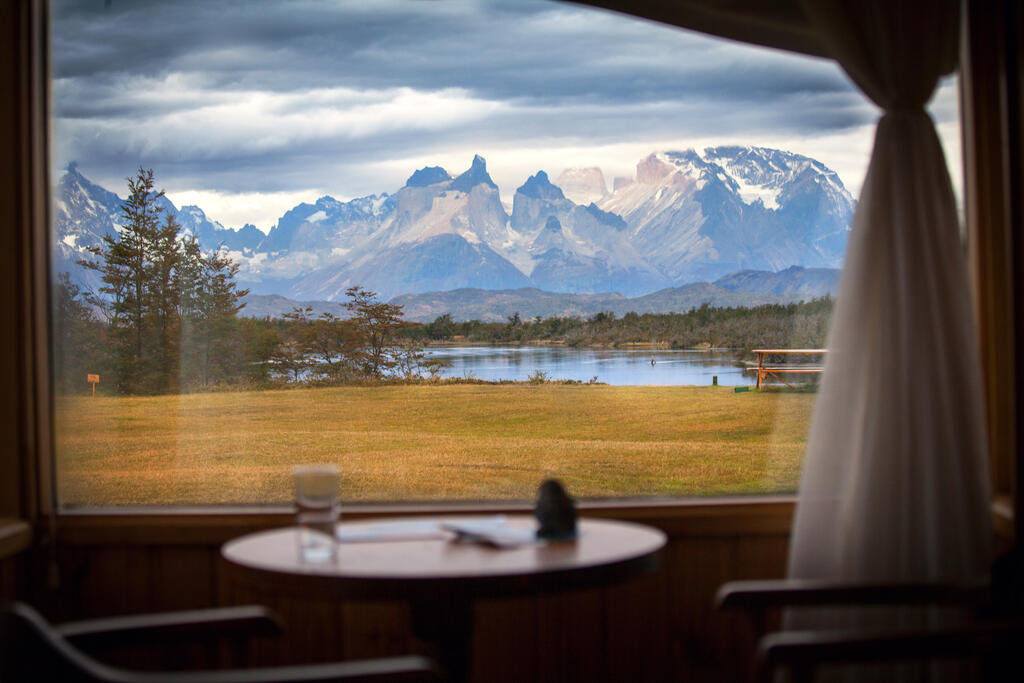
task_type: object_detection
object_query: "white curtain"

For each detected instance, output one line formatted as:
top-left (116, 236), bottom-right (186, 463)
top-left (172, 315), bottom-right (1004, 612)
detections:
top-left (578, 0), bottom-right (995, 585)
top-left (786, 0), bottom-right (992, 609)
top-left (576, 0), bottom-right (995, 675)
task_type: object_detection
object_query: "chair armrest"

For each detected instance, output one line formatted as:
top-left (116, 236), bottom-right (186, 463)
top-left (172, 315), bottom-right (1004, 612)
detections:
top-left (134, 655), bottom-right (441, 682)
top-left (716, 579), bottom-right (989, 611)
top-left (56, 605), bottom-right (284, 652)
top-left (0, 518), bottom-right (31, 560)
top-left (756, 622), bottom-right (1024, 683)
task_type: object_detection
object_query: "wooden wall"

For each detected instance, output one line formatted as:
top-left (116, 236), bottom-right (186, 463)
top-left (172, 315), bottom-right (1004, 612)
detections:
top-left (1, 557), bottom-right (22, 604)
top-left (22, 502), bottom-right (793, 683)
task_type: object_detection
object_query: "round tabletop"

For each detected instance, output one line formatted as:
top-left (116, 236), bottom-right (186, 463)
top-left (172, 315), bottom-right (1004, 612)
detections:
top-left (221, 516), bottom-right (666, 601)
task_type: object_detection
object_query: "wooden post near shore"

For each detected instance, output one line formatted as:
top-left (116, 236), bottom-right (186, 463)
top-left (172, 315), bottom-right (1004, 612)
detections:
top-left (88, 373), bottom-right (99, 397)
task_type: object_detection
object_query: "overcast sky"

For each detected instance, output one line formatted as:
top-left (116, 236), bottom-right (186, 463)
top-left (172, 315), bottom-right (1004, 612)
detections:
top-left (51, 0), bottom-right (962, 232)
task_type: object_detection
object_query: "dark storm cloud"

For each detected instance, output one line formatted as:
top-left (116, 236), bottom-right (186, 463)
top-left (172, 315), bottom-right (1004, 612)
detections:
top-left (53, 0), bottom-right (861, 115)
top-left (50, 0), bottom-right (882, 209)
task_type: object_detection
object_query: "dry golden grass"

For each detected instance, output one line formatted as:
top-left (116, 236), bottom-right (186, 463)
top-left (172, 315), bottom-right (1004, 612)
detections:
top-left (55, 385), bottom-right (814, 506)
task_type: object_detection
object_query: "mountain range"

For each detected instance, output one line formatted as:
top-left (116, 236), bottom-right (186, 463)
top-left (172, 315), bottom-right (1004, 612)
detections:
top-left (53, 146), bottom-right (853, 306)
top-left (239, 266), bottom-right (840, 322)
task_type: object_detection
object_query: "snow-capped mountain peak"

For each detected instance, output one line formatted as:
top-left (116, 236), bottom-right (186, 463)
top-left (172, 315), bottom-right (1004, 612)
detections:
top-left (54, 147), bottom-right (854, 302)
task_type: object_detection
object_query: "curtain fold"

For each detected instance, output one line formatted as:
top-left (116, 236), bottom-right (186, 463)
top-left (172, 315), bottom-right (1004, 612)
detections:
top-left (786, 0), bottom-right (992, 633)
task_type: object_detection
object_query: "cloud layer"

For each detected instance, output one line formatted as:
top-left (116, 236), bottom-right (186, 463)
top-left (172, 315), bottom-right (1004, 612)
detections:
top-left (52, 0), bottom-right (959, 231)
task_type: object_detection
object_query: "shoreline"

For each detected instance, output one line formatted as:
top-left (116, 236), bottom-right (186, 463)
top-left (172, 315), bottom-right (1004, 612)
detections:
top-left (422, 339), bottom-right (746, 352)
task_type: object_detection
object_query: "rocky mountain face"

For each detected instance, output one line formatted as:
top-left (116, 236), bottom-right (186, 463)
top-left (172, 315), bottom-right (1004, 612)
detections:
top-left (286, 154), bottom-right (529, 300)
top-left (510, 171), bottom-right (666, 296)
top-left (176, 205), bottom-right (264, 253)
top-left (598, 148), bottom-right (853, 283)
top-left (53, 147), bottom-right (853, 303)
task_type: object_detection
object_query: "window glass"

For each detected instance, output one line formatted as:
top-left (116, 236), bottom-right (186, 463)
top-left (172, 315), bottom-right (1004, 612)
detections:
top-left (50, 0), bottom-right (961, 506)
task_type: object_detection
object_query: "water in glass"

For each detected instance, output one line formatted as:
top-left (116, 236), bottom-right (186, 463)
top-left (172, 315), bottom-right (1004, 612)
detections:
top-left (293, 464), bottom-right (339, 563)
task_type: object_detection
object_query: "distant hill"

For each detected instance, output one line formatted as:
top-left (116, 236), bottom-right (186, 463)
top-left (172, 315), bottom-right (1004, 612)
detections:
top-left (240, 294), bottom-right (347, 320)
top-left (391, 283), bottom-right (785, 322)
top-left (390, 288), bottom-right (628, 323)
top-left (240, 266), bottom-right (838, 322)
top-left (603, 283), bottom-right (781, 317)
top-left (714, 265), bottom-right (839, 298)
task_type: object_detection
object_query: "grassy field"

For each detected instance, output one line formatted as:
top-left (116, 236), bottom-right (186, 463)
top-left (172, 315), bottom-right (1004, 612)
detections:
top-left (55, 385), bottom-right (814, 506)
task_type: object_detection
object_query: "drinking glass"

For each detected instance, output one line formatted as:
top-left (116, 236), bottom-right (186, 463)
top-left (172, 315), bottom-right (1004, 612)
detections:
top-left (293, 464), bottom-right (340, 563)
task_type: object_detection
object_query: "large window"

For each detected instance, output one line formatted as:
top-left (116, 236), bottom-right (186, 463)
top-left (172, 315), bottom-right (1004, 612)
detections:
top-left (49, 0), bottom-right (962, 507)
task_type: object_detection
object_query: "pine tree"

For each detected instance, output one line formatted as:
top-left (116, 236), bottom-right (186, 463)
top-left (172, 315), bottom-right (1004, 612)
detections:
top-left (148, 212), bottom-right (184, 392)
top-left (81, 168), bottom-right (166, 394)
top-left (177, 239), bottom-right (249, 388)
top-left (197, 246), bottom-right (248, 385)
top-left (80, 168), bottom-right (249, 393)
top-left (176, 236), bottom-right (206, 387)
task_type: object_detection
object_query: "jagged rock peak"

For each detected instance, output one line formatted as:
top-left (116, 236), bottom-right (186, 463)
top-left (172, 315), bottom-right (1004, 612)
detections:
top-left (543, 215), bottom-right (562, 232)
top-left (516, 171), bottom-right (565, 201)
top-left (405, 166), bottom-right (452, 188)
top-left (314, 195), bottom-right (341, 209)
top-left (633, 150), bottom-right (720, 185)
top-left (450, 154), bottom-right (498, 193)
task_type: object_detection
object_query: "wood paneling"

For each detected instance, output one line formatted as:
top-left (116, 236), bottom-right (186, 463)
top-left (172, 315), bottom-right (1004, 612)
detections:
top-left (472, 597), bottom-right (538, 683)
top-left (0, 555), bottom-right (23, 603)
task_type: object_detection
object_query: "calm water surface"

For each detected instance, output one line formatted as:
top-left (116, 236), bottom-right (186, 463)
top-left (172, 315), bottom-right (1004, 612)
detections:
top-left (425, 346), bottom-right (755, 386)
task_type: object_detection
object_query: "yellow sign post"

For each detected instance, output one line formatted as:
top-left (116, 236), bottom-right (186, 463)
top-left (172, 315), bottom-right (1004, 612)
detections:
top-left (87, 374), bottom-right (100, 397)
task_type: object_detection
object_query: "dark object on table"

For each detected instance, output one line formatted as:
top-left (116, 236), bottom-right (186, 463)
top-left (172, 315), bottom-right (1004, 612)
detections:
top-left (534, 478), bottom-right (577, 539)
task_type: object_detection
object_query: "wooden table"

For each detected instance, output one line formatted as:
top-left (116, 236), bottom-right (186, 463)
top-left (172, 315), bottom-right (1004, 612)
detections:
top-left (221, 516), bottom-right (666, 682)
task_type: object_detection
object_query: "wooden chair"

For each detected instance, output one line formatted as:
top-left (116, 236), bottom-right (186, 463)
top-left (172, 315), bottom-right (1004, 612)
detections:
top-left (715, 550), bottom-right (1024, 682)
top-left (1, 602), bottom-right (440, 683)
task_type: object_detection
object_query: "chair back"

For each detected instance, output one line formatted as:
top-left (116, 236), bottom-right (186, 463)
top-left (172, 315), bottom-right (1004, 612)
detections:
top-left (0, 602), bottom-right (116, 682)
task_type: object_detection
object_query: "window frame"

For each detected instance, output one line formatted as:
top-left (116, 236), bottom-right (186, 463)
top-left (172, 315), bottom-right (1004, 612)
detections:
top-left (3, 0), bottom-right (1018, 549)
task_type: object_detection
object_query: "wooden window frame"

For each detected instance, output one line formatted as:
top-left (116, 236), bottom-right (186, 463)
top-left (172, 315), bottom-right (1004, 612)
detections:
top-left (1, 0), bottom-right (1019, 550)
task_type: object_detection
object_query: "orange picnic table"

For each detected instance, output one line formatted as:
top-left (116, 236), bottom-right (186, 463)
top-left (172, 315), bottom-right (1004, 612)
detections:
top-left (750, 349), bottom-right (827, 389)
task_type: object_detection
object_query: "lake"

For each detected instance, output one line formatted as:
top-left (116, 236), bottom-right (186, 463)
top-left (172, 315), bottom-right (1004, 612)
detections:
top-left (424, 346), bottom-right (756, 386)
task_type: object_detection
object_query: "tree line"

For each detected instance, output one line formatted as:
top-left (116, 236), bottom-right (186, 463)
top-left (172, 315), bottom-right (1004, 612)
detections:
top-left (407, 298), bottom-right (834, 350)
